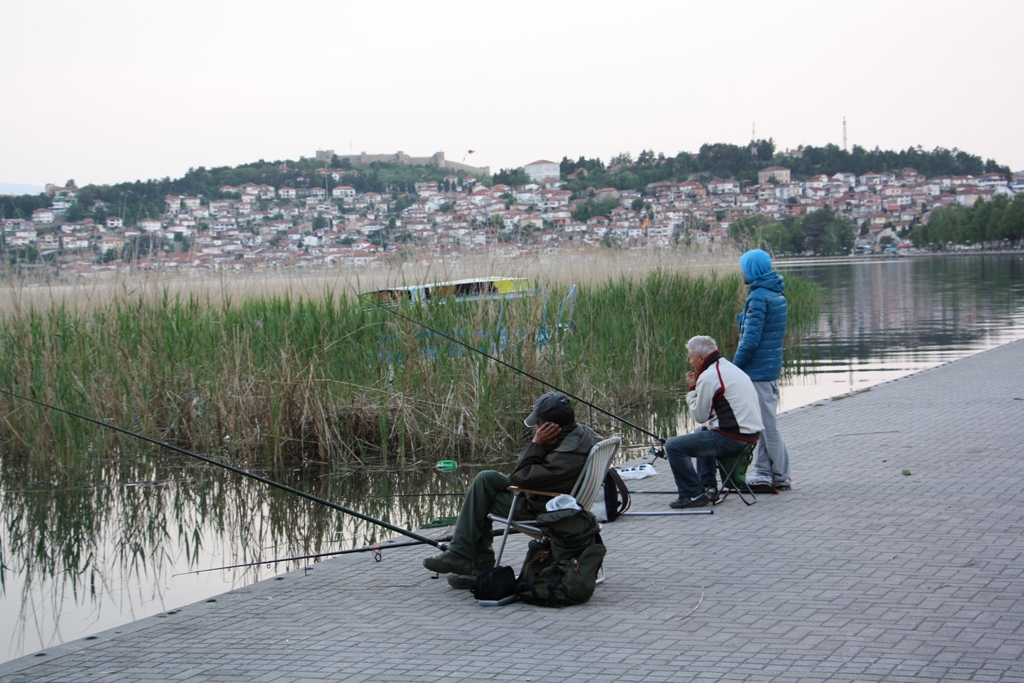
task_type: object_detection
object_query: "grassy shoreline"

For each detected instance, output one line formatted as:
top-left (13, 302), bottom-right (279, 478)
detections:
top-left (0, 251), bottom-right (820, 473)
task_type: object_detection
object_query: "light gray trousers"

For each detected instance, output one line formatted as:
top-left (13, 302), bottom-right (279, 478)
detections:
top-left (750, 380), bottom-right (790, 484)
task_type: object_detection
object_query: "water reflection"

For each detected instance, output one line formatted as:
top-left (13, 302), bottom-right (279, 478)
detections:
top-left (3, 253), bottom-right (1023, 663)
top-left (778, 253), bottom-right (1024, 410)
top-left (0, 453), bottom-right (476, 662)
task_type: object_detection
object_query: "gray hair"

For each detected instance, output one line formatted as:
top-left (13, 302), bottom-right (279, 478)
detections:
top-left (686, 335), bottom-right (719, 358)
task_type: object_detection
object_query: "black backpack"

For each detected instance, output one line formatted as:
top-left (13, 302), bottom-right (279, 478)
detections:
top-left (515, 507), bottom-right (606, 607)
top-left (602, 468), bottom-right (631, 521)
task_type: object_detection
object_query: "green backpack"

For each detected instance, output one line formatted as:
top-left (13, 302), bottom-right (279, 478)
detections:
top-left (515, 507), bottom-right (606, 607)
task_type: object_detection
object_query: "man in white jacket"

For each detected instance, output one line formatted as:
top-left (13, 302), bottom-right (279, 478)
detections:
top-left (664, 336), bottom-right (764, 508)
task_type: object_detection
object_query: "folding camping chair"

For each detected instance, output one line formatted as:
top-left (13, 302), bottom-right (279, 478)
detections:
top-left (712, 441), bottom-right (757, 506)
top-left (489, 436), bottom-right (621, 576)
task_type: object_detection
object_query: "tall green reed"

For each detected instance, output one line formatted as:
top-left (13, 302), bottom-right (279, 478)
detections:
top-left (0, 271), bottom-right (820, 472)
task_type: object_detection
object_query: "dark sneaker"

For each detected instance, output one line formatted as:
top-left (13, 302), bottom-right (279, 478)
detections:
top-left (670, 493), bottom-right (709, 509)
top-left (423, 549), bottom-right (474, 575)
top-left (447, 574), bottom-right (477, 590)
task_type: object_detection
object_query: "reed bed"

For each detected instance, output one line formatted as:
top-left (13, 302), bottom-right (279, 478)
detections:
top-left (0, 250), bottom-right (820, 473)
top-left (0, 248), bottom-right (741, 316)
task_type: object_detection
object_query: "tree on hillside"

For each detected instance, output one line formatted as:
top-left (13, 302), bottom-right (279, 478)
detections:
top-left (492, 167), bottom-right (531, 187)
top-left (636, 149), bottom-right (657, 166)
top-left (0, 194), bottom-right (51, 221)
top-left (571, 197), bottom-right (619, 222)
top-left (609, 152), bottom-right (633, 166)
top-left (697, 143), bottom-right (753, 180)
top-left (560, 156), bottom-right (605, 178)
top-left (65, 203), bottom-right (86, 222)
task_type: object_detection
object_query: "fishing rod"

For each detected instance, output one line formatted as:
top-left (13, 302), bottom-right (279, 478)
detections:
top-left (366, 296), bottom-right (666, 447)
top-left (174, 536), bottom-right (453, 575)
top-left (371, 492), bottom-right (463, 498)
top-left (0, 388), bottom-right (445, 549)
top-left (174, 527), bottom-right (522, 576)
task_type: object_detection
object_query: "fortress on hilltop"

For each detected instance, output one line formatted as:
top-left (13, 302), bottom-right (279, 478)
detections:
top-left (312, 149), bottom-right (489, 176)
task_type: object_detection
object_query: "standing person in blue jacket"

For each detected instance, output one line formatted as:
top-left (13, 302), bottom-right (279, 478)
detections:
top-left (733, 249), bottom-right (791, 492)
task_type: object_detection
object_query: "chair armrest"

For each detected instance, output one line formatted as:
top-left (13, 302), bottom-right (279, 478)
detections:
top-left (507, 486), bottom-right (561, 498)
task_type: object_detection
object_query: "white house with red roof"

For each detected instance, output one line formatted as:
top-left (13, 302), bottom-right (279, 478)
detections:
top-left (524, 160), bottom-right (560, 182)
top-left (956, 187), bottom-right (994, 206)
top-left (978, 173), bottom-right (1007, 189)
top-left (708, 179), bottom-right (740, 195)
top-left (96, 237), bottom-right (124, 253)
top-left (757, 166), bottom-right (791, 184)
top-left (32, 208), bottom-right (55, 223)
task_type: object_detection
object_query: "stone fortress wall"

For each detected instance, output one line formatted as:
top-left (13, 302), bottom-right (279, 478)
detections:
top-left (314, 150), bottom-right (489, 177)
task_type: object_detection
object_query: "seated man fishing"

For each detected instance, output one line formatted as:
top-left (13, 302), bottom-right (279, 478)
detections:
top-left (664, 335), bottom-right (763, 508)
top-left (423, 391), bottom-right (602, 589)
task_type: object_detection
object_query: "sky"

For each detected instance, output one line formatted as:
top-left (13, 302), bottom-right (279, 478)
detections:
top-left (3, 0), bottom-right (1023, 189)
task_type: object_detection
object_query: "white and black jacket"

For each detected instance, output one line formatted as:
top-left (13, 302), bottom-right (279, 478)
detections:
top-left (686, 352), bottom-right (764, 442)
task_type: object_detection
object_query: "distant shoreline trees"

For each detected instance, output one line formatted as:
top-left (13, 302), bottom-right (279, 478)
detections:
top-left (728, 207), bottom-right (857, 256)
top-left (911, 194), bottom-right (1024, 249)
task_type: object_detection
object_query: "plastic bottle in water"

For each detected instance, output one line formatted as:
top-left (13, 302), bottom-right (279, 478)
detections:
top-left (435, 460), bottom-right (458, 472)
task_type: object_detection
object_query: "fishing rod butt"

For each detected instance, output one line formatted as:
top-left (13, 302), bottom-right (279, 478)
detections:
top-left (618, 509), bottom-right (713, 516)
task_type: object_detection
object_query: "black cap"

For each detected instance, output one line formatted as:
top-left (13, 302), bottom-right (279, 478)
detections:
top-left (524, 392), bottom-right (573, 427)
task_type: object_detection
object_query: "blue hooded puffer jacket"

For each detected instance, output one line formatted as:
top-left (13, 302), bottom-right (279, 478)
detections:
top-left (733, 252), bottom-right (787, 381)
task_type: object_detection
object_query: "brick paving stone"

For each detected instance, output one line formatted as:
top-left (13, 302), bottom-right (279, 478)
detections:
top-left (2, 340), bottom-right (1024, 682)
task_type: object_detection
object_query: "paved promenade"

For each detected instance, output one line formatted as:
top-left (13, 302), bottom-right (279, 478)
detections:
top-left (3, 340), bottom-right (1023, 682)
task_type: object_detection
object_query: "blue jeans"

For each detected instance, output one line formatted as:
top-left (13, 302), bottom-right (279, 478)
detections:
top-left (665, 428), bottom-right (750, 498)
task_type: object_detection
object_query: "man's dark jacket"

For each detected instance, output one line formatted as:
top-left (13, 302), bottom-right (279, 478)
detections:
top-left (509, 422), bottom-right (602, 516)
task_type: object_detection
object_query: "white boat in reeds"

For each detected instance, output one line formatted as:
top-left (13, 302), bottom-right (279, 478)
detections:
top-left (362, 277), bottom-right (540, 305)
top-left (363, 277), bottom-right (578, 358)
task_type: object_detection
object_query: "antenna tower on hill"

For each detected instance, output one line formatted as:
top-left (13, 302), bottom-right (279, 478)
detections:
top-left (843, 116), bottom-right (847, 152)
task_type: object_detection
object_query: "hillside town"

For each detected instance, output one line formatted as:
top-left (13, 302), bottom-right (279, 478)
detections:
top-left (5, 155), bottom-right (1024, 274)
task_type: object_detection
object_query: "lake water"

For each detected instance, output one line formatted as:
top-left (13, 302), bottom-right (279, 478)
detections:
top-left (776, 253), bottom-right (1024, 411)
top-left (2, 252), bottom-right (1023, 662)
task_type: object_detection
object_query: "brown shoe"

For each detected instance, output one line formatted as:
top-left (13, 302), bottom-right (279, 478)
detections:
top-left (423, 549), bottom-right (474, 575)
top-left (447, 574), bottom-right (477, 590)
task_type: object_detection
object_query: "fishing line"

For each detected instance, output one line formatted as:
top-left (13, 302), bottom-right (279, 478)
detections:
top-left (174, 537), bottom-right (452, 575)
top-left (174, 527), bottom-right (520, 576)
top-left (0, 387), bottom-right (445, 549)
top-left (366, 296), bottom-right (665, 445)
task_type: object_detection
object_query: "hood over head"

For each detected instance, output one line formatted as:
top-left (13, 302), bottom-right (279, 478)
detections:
top-left (740, 249), bottom-right (773, 282)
